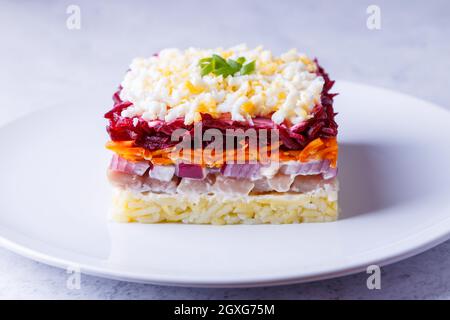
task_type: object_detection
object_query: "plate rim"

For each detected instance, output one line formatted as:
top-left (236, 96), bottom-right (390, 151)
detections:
top-left (1, 221), bottom-right (450, 288)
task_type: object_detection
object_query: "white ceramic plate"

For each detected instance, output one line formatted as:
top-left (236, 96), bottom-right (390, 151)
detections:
top-left (1, 81), bottom-right (450, 288)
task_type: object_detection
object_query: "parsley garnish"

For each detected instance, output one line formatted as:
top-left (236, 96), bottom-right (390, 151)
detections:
top-left (199, 54), bottom-right (256, 77)
top-left (240, 60), bottom-right (255, 75)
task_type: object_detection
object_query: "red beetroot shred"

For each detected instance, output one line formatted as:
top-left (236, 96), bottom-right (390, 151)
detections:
top-left (104, 60), bottom-right (338, 151)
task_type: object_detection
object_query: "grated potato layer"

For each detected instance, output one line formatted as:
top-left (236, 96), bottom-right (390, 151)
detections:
top-left (111, 185), bottom-right (338, 225)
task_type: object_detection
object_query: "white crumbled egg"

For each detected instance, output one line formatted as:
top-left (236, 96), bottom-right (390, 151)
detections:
top-left (119, 44), bottom-right (323, 125)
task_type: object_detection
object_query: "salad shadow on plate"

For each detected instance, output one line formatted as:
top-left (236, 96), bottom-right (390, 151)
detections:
top-left (338, 142), bottom-right (433, 219)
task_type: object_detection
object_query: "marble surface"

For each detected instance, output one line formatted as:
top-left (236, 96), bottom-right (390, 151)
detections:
top-left (0, 0), bottom-right (449, 299)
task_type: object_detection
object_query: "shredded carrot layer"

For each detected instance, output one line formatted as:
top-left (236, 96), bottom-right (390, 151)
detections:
top-left (106, 137), bottom-right (338, 167)
top-left (281, 137), bottom-right (338, 167)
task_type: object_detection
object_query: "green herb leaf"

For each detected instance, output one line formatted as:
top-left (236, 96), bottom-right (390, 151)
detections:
top-left (236, 57), bottom-right (246, 65)
top-left (240, 60), bottom-right (256, 75)
top-left (212, 54), bottom-right (227, 67)
top-left (199, 57), bottom-right (212, 64)
top-left (201, 64), bottom-right (213, 76)
top-left (199, 54), bottom-right (256, 77)
top-left (214, 67), bottom-right (232, 77)
top-left (226, 59), bottom-right (242, 73)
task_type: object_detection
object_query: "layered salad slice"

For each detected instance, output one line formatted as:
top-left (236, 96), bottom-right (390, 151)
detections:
top-left (105, 44), bottom-right (338, 224)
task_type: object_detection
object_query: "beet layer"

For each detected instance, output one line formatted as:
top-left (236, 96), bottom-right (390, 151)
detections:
top-left (105, 61), bottom-right (338, 151)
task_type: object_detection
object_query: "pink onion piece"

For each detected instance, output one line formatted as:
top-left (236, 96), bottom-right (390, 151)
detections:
top-left (320, 159), bottom-right (331, 173)
top-left (310, 160), bottom-right (324, 174)
top-left (280, 159), bottom-right (337, 179)
top-left (323, 166), bottom-right (338, 180)
top-left (220, 163), bottom-right (261, 180)
top-left (109, 155), bottom-right (150, 176)
top-left (281, 160), bottom-right (327, 175)
top-left (280, 162), bottom-right (300, 175)
top-left (176, 163), bottom-right (206, 179)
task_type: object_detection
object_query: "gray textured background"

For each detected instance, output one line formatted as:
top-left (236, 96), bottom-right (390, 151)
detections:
top-left (0, 0), bottom-right (449, 299)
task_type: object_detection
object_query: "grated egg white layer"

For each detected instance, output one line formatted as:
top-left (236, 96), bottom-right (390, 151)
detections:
top-left (119, 44), bottom-right (324, 125)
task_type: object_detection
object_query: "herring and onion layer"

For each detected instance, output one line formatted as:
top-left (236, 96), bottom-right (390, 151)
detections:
top-left (108, 155), bottom-right (337, 196)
